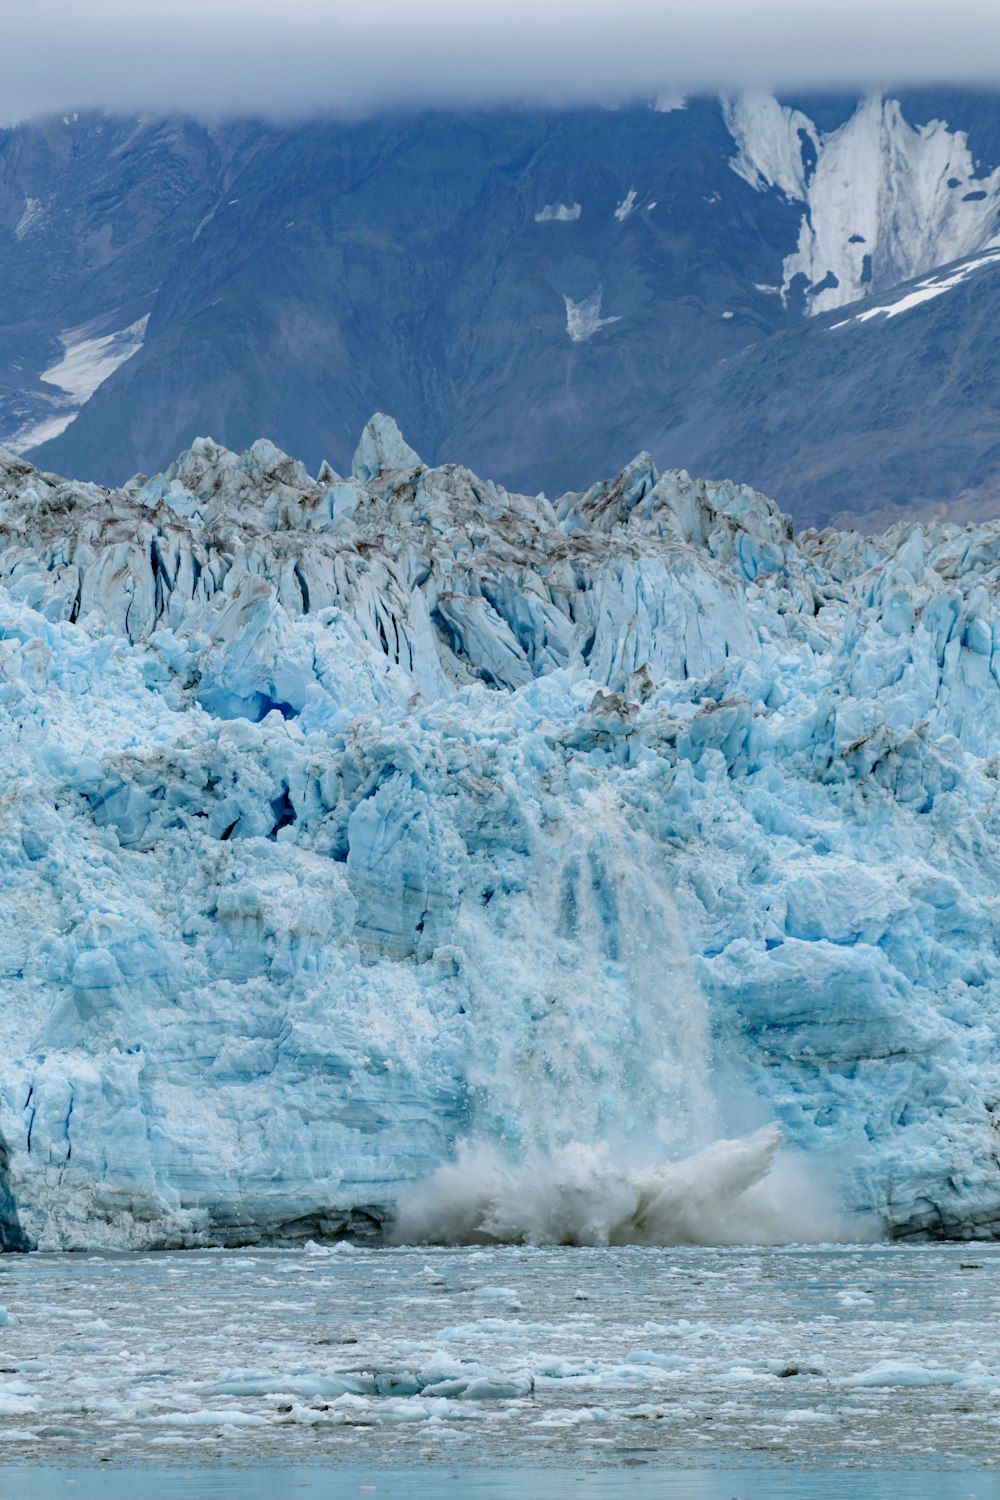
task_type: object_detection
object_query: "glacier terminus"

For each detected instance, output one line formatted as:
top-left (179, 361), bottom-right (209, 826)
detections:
top-left (1, 415), bottom-right (1000, 1250)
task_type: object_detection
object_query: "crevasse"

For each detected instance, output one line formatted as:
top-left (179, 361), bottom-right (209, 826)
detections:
top-left (1, 415), bottom-right (999, 1249)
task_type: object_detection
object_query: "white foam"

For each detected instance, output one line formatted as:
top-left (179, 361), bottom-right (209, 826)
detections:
top-left (392, 1125), bottom-right (856, 1246)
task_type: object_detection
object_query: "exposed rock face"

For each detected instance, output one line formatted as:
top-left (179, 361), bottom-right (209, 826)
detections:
top-left (5, 94), bottom-right (1000, 528)
top-left (2, 417), bottom-right (1000, 1248)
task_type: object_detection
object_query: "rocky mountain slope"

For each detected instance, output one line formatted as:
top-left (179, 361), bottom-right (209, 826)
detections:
top-left (3, 92), bottom-right (1000, 527)
top-left (2, 419), bottom-right (1000, 1248)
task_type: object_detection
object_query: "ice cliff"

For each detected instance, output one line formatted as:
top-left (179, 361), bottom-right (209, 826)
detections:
top-left (2, 415), bottom-right (1000, 1249)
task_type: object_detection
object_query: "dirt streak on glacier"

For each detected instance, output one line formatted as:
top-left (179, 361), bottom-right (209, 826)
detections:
top-left (0, 414), bottom-right (998, 1249)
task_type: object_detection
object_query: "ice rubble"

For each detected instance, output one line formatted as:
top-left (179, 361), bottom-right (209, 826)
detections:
top-left (2, 414), bottom-right (1000, 1249)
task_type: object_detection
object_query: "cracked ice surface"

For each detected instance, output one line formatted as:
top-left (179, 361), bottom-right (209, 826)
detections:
top-left (2, 415), bottom-right (1000, 1248)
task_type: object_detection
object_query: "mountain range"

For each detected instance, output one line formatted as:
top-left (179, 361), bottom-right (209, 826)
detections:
top-left (3, 90), bottom-right (1000, 529)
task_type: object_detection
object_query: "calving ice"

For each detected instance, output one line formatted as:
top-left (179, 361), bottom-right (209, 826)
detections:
top-left (0, 416), bottom-right (999, 1251)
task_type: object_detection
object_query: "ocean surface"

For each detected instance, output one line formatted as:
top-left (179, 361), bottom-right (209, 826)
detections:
top-left (2, 1242), bottom-right (999, 1494)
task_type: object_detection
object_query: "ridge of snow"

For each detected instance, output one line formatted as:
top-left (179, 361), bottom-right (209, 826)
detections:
top-left (830, 247), bottom-right (1000, 328)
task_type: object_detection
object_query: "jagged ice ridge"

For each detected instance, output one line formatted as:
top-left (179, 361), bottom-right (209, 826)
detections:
top-left (1, 416), bottom-right (1000, 1249)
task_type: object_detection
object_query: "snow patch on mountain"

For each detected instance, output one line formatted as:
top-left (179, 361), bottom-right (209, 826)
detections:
top-left (41, 315), bottom-right (150, 406)
top-left (725, 93), bottom-right (820, 203)
top-left (614, 189), bottom-right (638, 222)
top-left (534, 202), bottom-right (581, 223)
top-left (725, 93), bottom-right (1000, 314)
top-left (564, 288), bottom-right (621, 342)
top-left (830, 248), bottom-right (1000, 328)
top-left (8, 315), bottom-right (150, 454)
top-left (14, 197), bottom-right (42, 241)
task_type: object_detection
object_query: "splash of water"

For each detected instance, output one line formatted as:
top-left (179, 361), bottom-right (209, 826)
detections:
top-left (423, 787), bottom-right (858, 1245)
top-left (396, 1125), bottom-right (857, 1245)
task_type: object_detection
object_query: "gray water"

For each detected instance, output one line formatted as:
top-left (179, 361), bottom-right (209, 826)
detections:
top-left (1, 1241), bottom-right (999, 1484)
top-left (8, 1469), bottom-right (1000, 1499)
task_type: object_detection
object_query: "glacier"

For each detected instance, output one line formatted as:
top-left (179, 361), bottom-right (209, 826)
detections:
top-left (2, 415), bottom-right (1000, 1250)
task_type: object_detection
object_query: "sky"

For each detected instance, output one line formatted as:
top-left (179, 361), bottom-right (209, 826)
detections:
top-left (4, 0), bottom-right (1000, 119)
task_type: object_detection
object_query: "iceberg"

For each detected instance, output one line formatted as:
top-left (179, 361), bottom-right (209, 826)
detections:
top-left (1, 414), bottom-right (1000, 1249)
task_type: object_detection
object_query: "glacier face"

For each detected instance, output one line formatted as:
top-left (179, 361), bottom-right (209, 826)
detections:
top-left (2, 416), bottom-right (1000, 1249)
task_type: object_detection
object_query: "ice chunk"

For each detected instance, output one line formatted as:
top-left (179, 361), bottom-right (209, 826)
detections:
top-left (351, 412), bottom-right (423, 484)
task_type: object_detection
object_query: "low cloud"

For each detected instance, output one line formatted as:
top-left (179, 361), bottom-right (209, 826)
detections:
top-left (3, 0), bottom-right (1000, 120)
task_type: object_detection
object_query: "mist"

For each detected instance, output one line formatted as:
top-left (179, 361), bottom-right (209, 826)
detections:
top-left (4, 0), bottom-right (1000, 121)
top-left (393, 1130), bottom-right (876, 1247)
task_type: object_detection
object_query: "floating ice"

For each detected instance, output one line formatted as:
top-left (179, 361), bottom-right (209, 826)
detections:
top-left (1, 1239), bottom-right (999, 1465)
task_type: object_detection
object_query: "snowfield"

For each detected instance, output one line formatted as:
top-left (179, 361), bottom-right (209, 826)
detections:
top-left (725, 93), bottom-right (1000, 314)
top-left (1, 416), bottom-right (1000, 1249)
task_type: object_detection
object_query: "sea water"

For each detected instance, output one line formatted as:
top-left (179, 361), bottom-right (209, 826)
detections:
top-left (1, 1240), bottom-right (1000, 1495)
